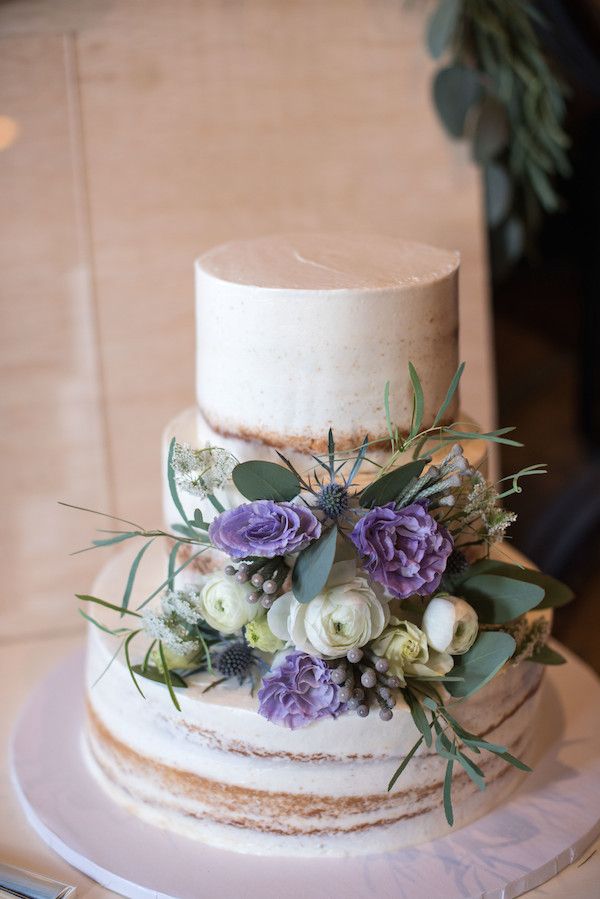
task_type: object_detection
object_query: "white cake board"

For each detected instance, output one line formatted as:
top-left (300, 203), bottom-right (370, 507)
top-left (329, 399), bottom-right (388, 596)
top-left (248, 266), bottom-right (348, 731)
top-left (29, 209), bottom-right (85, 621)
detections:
top-left (10, 645), bottom-right (600, 899)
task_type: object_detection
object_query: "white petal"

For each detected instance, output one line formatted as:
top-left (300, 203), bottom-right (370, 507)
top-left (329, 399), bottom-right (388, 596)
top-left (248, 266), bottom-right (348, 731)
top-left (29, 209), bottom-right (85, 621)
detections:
top-left (267, 592), bottom-right (294, 641)
top-left (422, 597), bottom-right (456, 652)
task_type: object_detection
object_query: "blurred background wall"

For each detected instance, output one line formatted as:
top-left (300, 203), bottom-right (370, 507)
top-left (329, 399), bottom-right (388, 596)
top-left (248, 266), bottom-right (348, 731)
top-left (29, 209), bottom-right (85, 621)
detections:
top-left (0, 1), bottom-right (493, 641)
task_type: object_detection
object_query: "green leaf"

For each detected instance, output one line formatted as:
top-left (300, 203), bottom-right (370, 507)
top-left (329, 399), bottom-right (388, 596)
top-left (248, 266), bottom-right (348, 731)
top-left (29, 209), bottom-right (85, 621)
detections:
top-left (485, 162), bottom-right (512, 227)
top-left (292, 526), bottom-right (338, 604)
top-left (460, 574), bottom-right (544, 624)
top-left (427, 0), bottom-right (460, 59)
top-left (124, 631), bottom-right (145, 698)
top-left (159, 642), bottom-right (182, 711)
top-left (473, 95), bottom-right (509, 163)
top-left (77, 594), bottom-right (142, 618)
top-left (359, 459), bottom-right (428, 508)
top-left (132, 664), bottom-right (188, 689)
top-left (328, 428), bottom-right (335, 478)
top-left (403, 688), bottom-right (433, 747)
top-left (458, 560), bottom-right (574, 609)
top-left (78, 609), bottom-right (131, 636)
top-left (167, 540), bottom-right (181, 591)
top-left (446, 632), bottom-right (516, 699)
top-left (455, 749), bottom-right (486, 790)
top-left (384, 381), bottom-right (394, 444)
top-left (167, 437), bottom-right (189, 526)
top-left (443, 757), bottom-right (455, 825)
top-left (346, 435), bottom-right (369, 487)
top-left (444, 426), bottom-right (522, 447)
top-left (92, 531), bottom-right (139, 549)
top-left (388, 735), bottom-right (424, 791)
top-left (492, 749), bottom-right (532, 773)
top-left (433, 361), bottom-right (465, 427)
top-left (192, 508), bottom-right (209, 529)
top-left (121, 538), bottom-right (155, 616)
top-left (433, 65), bottom-right (482, 138)
top-left (527, 644), bottom-right (567, 666)
top-left (232, 461), bottom-right (301, 501)
top-left (408, 362), bottom-right (425, 439)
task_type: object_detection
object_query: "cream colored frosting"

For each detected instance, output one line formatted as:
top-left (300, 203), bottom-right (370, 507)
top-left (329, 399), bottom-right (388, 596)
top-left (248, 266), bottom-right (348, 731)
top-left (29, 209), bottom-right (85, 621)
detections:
top-left (195, 234), bottom-right (460, 450)
top-left (84, 548), bottom-right (546, 857)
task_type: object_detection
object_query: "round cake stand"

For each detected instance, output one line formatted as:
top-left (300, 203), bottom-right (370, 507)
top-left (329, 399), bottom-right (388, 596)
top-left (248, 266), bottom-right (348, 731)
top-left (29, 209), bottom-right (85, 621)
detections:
top-left (10, 645), bottom-right (600, 899)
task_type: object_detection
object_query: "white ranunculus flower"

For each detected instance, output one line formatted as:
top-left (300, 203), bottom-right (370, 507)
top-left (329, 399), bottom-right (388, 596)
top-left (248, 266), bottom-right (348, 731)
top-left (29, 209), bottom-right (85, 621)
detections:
top-left (370, 618), bottom-right (454, 685)
top-left (268, 576), bottom-right (389, 659)
top-left (198, 574), bottom-right (263, 634)
top-left (422, 595), bottom-right (478, 655)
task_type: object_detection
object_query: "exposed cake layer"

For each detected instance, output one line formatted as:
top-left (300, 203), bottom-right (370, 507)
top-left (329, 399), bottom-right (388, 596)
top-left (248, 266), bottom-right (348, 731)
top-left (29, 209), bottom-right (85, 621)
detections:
top-left (195, 234), bottom-right (459, 452)
top-left (161, 406), bottom-right (489, 537)
top-left (84, 548), bottom-right (545, 857)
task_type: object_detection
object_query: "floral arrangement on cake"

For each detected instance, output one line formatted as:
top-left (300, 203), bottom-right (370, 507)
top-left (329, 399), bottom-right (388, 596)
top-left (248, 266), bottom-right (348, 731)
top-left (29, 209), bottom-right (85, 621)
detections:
top-left (67, 363), bottom-right (573, 824)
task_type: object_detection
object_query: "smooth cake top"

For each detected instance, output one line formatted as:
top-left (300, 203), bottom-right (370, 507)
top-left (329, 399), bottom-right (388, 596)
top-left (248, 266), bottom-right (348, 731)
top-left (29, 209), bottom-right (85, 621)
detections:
top-left (197, 233), bottom-right (460, 291)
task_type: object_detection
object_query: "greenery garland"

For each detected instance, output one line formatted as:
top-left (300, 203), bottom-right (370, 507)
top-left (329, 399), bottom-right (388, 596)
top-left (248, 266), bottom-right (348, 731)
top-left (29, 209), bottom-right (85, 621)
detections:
top-left (425, 0), bottom-right (571, 269)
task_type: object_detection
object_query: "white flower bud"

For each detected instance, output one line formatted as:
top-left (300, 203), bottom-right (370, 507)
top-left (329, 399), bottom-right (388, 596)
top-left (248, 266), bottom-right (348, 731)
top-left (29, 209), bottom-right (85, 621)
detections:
top-left (422, 595), bottom-right (478, 655)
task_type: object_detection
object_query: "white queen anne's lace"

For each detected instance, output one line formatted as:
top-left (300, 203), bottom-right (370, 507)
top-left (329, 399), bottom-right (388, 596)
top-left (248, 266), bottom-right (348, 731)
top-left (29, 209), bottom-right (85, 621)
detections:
top-left (171, 442), bottom-right (237, 498)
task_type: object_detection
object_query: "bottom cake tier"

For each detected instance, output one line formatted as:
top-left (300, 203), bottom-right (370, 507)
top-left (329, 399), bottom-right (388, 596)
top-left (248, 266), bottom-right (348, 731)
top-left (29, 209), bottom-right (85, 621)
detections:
top-left (83, 546), bottom-right (546, 857)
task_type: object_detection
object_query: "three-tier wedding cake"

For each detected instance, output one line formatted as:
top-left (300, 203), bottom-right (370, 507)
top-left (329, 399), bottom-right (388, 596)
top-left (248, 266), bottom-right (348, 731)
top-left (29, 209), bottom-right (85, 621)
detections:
top-left (81, 234), bottom-right (563, 857)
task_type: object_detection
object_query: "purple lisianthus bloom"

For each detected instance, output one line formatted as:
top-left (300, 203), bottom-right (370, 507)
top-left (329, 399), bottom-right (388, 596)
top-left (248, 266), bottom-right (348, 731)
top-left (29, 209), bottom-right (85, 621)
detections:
top-left (208, 500), bottom-right (321, 559)
top-left (350, 501), bottom-right (453, 599)
top-left (257, 652), bottom-right (344, 729)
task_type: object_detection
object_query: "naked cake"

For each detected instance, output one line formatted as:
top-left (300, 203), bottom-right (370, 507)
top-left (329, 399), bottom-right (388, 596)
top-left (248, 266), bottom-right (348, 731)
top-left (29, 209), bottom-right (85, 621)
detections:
top-left (78, 234), bottom-right (571, 856)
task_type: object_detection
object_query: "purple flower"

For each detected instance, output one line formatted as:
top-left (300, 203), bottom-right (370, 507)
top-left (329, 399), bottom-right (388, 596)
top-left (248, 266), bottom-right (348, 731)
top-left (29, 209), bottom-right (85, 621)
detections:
top-left (350, 502), bottom-right (453, 599)
top-left (208, 500), bottom-right (321, 559)
top-left (258, 652), bottom-right (344, 729)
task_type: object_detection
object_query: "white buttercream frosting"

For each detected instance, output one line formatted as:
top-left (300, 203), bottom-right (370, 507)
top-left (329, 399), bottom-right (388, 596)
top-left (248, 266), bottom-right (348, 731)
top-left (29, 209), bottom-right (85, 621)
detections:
top-left (195, 234), bottom-right (460, 449)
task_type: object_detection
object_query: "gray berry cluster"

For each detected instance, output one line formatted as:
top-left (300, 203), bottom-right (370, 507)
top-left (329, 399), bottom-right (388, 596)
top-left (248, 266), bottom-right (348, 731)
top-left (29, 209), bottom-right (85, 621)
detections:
top-left (329, 647), bottom-right (400, 721)
top-left (224, 557), bottom-right (290, 609)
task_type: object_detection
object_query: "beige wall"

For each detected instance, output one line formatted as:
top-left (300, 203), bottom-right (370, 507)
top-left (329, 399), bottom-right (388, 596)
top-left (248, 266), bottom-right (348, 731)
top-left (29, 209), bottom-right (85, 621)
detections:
top-left (0, 0), bottom-right (493, 640)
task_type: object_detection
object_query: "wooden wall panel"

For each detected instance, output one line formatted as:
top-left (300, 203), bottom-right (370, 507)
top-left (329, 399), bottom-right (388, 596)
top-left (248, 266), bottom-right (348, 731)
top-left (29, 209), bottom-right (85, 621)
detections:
top-left (0, 1), bottom-right (493, 638)
top-left (71, 0), bottom-right (492, 523)
top-left (0, 34), bottom-right (110, 638)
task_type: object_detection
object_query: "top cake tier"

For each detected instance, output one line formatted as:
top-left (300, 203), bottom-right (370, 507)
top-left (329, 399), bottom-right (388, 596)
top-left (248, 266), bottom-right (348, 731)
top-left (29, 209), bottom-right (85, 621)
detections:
top-left (195, 233), bottom-right (459, 453)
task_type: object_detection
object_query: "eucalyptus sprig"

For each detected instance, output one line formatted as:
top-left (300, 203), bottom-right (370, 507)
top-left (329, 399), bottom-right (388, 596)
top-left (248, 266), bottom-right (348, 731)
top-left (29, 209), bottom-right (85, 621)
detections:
top-left (426, 0), bottom-right (571, 267)
top-left (390, 680), bottom-right (531, 824)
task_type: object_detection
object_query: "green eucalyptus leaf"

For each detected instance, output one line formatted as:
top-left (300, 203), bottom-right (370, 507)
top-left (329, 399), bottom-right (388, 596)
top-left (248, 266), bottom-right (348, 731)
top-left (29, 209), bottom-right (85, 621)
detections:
top-left (460, 574), bottom-right (544, 624)
top-left (492, 749), bottom-right (532, 772)
top-left (403, 688), bottom-right (433, 747)
top-left (91, 531), bottom-right (139, 549)
top-left (459, 560), bottom-right (574, 609)
top-left (527, 644), bottom-right (567, 666)
top-left (433, 361), bottom-right (465, 427)
top-left (443, 757), bottom-right (455, 825)
top-left (132, 664), bottom-right (188, 688)
top-left (167, 437), bottom-right (189, 526)
top-left (408, 362), bottom-right (425, 439)
top-left (473, 95), bottom-right (509, 162)
top-left (427, 0), bottom-right (460, 59)
top-left (388, 735), bottom-right (424, 791)
top-left (433, 65), bottom-right (482, 138)
top-left (485, 162), bottom-right (512, 227)
top-left (359, 459), bottom-right (428, 508)
top-left (232, 461), bottom-right (300, 501)
top-left (121, 538), bottom-right (155, 615)
top-left (446, 632), bottom-right (516, 699)
top-left (292, 526), bottom-right (338, 604)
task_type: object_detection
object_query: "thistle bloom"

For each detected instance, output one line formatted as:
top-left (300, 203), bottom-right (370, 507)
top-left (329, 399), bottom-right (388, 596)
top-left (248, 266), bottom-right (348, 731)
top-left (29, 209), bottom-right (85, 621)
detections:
top-left (257, 652), bottom-right (344, 729)
top-left (350, 502), bottom-right (453, 599)
top-left (209, 500), bottom-right (321, 559)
